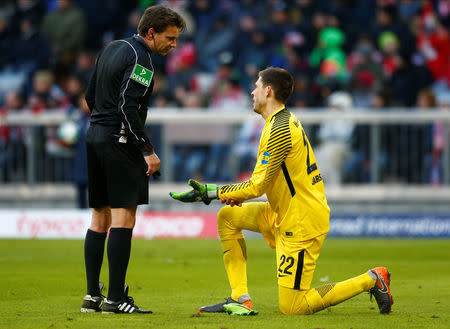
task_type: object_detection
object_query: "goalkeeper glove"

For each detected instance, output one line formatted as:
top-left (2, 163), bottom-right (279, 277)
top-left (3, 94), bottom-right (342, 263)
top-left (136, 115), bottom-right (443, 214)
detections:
top-left (169, 179), bottom-right (218, 205)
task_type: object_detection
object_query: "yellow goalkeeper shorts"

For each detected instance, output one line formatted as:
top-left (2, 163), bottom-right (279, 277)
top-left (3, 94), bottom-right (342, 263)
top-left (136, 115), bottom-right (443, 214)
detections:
top-left (275, 233), bottom-right (326, 290)
top-left (222, 201), bottom-right (326, 291)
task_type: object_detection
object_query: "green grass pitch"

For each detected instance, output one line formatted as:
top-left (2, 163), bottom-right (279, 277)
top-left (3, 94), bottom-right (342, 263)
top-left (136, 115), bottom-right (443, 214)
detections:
top-left (0, 238), bottom-right (449, 329)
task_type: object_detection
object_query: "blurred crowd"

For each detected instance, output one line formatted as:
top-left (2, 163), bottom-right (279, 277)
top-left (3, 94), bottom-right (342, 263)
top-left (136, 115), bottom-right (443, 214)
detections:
top-left (1, 0), bottom-right (450, 202)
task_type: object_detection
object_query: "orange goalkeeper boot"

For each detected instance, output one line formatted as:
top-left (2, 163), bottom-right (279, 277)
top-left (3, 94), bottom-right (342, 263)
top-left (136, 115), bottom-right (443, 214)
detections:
top-left (369, 267), bottom-right (394, 314)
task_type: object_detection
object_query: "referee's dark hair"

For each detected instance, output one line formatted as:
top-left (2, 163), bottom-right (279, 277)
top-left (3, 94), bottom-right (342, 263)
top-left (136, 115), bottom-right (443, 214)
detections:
top-left (259, 67), bottom-right (294, 104)
top-left (138, 5), bottom-right (186, 36)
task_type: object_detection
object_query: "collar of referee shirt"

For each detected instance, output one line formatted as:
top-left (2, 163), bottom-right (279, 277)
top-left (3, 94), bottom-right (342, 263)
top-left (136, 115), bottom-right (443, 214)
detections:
top-left (134, 34), bottom-right (152, 54)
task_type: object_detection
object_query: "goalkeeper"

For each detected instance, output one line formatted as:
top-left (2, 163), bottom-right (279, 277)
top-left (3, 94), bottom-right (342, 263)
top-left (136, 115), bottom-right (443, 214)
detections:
top-left (170, 67), bottom-right (393, 316)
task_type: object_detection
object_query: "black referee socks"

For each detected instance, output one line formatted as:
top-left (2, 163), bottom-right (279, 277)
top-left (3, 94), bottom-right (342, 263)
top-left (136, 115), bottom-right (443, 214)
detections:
top-left (107, 227), bottom-right (133, 302)
top-left (84, 229), bottom-right (107, 296)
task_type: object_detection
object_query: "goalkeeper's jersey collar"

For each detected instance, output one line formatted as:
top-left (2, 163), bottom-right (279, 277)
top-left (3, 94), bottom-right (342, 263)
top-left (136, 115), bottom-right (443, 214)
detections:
top-left (266, 106), bottom-right (286, 123)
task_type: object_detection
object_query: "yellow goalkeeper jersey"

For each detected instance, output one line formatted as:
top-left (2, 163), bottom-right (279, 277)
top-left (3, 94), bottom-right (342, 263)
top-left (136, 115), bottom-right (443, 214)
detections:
top-left (219, 107), bottom-right (330, 241)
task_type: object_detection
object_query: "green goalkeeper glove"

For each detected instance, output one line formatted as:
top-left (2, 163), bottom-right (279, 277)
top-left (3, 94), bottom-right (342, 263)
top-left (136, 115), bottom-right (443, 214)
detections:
top-left (169, 179), bottom-right (219, 205)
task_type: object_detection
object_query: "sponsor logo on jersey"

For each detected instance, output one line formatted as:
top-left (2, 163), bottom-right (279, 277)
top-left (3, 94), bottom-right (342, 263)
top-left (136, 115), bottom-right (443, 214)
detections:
top-left (261, 152), bottom-right (270, 164)
top-left (312, 173), bottom-right (322, 185)
top-left (131, 64), bottom-right (153, 87)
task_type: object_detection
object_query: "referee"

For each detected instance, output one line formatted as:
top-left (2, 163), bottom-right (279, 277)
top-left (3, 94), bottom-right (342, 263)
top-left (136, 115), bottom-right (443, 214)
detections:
top-left (80, 5), bottom-right (186, 314)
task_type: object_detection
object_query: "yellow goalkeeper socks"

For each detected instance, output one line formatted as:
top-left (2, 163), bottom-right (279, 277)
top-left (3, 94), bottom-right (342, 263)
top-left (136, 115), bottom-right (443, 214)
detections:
top-left (279, 272), bottom-right (377, 314)
top-left (221, 238), bottom-right (249, 301)
top-left (304, 272), bottom-right (376, 314)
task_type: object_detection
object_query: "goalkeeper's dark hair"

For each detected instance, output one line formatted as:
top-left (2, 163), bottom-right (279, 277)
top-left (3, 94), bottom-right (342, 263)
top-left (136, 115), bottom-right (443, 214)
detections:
top-left (138, 5), bottom-right (186, 36)
top-left (259, 67), bottom-right (294, 104)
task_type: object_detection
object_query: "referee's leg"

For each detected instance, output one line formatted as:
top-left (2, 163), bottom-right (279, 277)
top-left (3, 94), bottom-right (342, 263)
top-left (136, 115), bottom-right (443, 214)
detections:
top-left (84, 134), bottom-right (112, 298)
top-left (84, 206), bottom-right (111, 297)
top-left (106, 206), bottom-right (137, 302)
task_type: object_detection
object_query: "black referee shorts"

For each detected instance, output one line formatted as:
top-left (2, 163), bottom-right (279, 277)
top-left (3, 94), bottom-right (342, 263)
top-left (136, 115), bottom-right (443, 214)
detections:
top-left (86, 125), bottom-right (149, 208)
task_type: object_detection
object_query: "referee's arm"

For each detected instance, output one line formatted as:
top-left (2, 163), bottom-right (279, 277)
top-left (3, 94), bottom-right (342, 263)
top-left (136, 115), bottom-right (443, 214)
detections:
top-left (85, 66), bottom-right (97, 112)
top-left (117, 60), bottom-right (154, 155)
top-left (85, 49), bottom-right (105, 113)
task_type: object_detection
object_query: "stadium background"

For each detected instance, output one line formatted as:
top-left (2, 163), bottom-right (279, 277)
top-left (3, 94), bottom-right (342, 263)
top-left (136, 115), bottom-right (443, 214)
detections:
top-left (0, 0), bottom-right (449, 235)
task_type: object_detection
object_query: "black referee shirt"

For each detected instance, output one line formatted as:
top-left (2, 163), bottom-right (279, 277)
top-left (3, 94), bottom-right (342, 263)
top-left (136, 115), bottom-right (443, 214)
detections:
top-left (86, 34), bottom-right (155, 155)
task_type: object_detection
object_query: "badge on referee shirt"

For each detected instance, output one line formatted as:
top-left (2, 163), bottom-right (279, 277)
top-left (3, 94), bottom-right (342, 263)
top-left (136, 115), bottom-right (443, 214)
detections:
top-left (130, 64), bottom-right (153, 87)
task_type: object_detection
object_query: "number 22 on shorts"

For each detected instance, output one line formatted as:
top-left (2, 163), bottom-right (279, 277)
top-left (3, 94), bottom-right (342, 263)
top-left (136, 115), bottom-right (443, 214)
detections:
top-left (276, 249), bottom-right (305, 289)
top-left (278, 254), bottom-right (295, 278)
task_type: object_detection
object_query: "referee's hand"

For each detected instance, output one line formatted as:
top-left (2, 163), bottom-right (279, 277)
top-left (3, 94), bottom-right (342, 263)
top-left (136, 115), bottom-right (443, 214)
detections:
top-left (144, 153), bottom-right (160, 177)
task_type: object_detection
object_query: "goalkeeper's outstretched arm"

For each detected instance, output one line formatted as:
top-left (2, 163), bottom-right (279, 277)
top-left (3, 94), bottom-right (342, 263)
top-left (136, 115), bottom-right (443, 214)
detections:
top-left (170, 179), bottom-right (243, 206)
top-left (170, 109), bottom-right (292, 205)
top-left (169, 179), bottom-right (219, 205)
